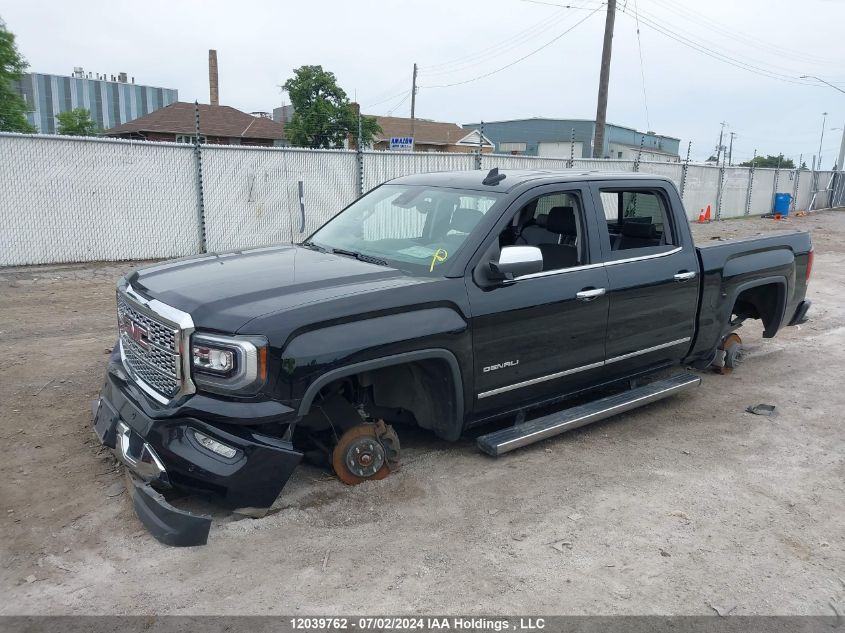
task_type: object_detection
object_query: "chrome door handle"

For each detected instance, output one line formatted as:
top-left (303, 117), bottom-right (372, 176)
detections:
top-left (576, 288), bottom-right (606, 301)
top-left (674, 271), bottom-right (697, 282)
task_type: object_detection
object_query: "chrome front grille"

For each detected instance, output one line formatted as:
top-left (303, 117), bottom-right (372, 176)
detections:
top-left (116, 288), bottom-right (192, 402)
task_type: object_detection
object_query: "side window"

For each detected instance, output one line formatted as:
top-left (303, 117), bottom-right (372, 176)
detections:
top-left (499, 191), bottom-right (586, 274)
top-left (599, 189), bottom-right (675, 253)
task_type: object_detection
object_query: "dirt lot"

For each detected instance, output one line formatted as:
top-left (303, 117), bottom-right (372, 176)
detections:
top-left (1, 210), bottom-right (843, 616)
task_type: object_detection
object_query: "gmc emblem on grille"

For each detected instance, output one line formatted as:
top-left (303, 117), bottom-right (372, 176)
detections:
top-left (120, 314), bottom-right (149, 349)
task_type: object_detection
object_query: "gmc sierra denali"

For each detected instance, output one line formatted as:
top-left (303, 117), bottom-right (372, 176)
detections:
top-left (93, 168), bottom-right (813, 545)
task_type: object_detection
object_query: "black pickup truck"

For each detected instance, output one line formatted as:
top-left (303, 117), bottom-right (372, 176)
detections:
top-left (93, 168), bottom-right (813, 545)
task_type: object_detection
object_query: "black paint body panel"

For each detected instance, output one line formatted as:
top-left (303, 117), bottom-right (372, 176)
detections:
top-left (97, 169), bottom-right (812, 513)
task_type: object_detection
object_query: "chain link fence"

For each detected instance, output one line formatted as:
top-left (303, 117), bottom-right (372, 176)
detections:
top-left (0, 134), bottom-right (200, 266)
top-left (0, 132), bottom-right (841, 266)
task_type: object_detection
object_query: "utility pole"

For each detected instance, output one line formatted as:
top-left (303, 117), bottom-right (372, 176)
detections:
top-left (592, 0), bottom-right (616, 158)
top-left (728, 132), bottom-right (736, 166)
top-left (715, 121), bottom-right (727, 163)
top-left (410, 63), bottom-right (418, 139)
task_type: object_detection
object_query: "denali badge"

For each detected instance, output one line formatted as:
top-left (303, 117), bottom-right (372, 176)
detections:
top-left (120, 315), bottom-right (149, 349)
top-left (483, 360), bottom-right (519, 373)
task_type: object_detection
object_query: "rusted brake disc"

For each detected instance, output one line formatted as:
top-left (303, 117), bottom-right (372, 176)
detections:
top-left (715, 333), bottom-right (743, 375)
top-left (331, 421), bottom-right (400, 485)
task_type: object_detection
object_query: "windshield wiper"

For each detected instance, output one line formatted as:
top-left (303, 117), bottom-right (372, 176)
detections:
top-left (300, 240), bottom-right (329, 253)
top-left (331, 248), bottom-right (390, 267)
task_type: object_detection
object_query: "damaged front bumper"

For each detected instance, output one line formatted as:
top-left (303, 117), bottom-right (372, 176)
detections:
top-left (93, 350), bottom-right (303, 546)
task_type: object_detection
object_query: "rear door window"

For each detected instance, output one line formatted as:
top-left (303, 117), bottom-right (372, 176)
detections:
top-left (598, 188), bottom-right (676, 257)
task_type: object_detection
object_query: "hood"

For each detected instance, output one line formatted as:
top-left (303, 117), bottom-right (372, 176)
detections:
top-left (126, 245), bottom-right (423, 332)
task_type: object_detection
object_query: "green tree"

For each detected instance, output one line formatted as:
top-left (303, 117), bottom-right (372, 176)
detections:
top-left (282, 65), bottom-right (381, 149)
top-left (0, 21), bottom-right (36, 133)
top-left (739, 154), bottom-right (795, 169)
top-left (56, 107), bottom-right (99, 136)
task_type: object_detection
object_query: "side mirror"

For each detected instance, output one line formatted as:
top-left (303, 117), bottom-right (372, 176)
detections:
top-left (490, 246), bottom-right (543, 278)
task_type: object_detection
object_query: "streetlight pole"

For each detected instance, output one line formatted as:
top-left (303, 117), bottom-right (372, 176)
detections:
top-left (800, 75), bottom-right (844, 171)
top-left (830, 126), bottom-right (845, 171)
top-left (817, 112), bottom-right (828, 171)
top-left (800, 75), bottom-right (845, 95)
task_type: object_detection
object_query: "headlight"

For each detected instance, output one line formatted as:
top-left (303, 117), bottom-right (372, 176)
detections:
top-left (190, 333), bottom-right (268, 395)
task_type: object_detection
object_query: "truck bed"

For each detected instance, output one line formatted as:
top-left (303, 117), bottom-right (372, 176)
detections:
top-left (687, 229), bottom-right (812, 364)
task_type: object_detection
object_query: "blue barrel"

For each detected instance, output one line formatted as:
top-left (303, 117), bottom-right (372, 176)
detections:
top-left (773, 193), bottom-right (791, 215)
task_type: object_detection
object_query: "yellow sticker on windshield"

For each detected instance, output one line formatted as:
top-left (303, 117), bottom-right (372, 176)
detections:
top-left (429, 248), bottom-right (448, 273)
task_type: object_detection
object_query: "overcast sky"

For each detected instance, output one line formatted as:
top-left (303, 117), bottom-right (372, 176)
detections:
top-left (3, 0), bottom-right (843, 163)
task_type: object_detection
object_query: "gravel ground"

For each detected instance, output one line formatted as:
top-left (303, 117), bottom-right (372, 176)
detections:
top-left (1, 210), bottom-right (843, 615)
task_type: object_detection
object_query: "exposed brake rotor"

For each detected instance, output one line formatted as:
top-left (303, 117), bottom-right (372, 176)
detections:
top-left (331, 421), bottom-right (400, 485)
top-left (715, 333), bottom-right (744, 375)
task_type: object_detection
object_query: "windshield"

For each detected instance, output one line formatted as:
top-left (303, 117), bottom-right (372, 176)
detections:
top-left (306, 184), bottom-right (501, 276)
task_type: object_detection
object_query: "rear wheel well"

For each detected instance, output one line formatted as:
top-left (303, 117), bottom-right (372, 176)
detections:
top-left (300, 358), bottom-right (461, 441)
top-left (731, 281), bottom-right (786, 338)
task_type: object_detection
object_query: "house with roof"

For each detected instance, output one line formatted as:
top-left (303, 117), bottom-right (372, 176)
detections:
top-left (103, 102), bottom-right (286, 146)
top-left (370, 116), bottom-right (494, 153)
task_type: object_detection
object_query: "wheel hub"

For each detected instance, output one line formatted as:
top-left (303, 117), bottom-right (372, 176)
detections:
top-left (331, 422), bottom-right (399, 485)
top-left (343, 436), bottom-right (386, 478)
top-left (715, 333), bottom-right (743, 374)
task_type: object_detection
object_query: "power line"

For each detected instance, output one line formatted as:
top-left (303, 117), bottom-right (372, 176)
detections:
top-left (632, 0), bottom-right (651, 130)
top-left (384, 91), bottom-right (412, 116)
top-left (364, 89), bottom-right (411, 109)
top-left (422, 3), bottom-right (601, 77)
top-left (644, 0), bottom-right (844, 69)
top-left (363, 74), bottom-right (416, 109)
top-left (529, 0), bottom-right (825, 86)
top-left (419, 6), bottom-right (603, 89)
top-left (631, 5), bottom-right (836, 82)
top-left (618, 9), bottom-right (823, 86)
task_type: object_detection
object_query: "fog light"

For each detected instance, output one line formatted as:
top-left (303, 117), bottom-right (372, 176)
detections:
top-left (192, 430), bottom-right (237, 458)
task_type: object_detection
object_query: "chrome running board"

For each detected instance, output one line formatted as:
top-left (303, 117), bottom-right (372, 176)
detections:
top-left (476, 373), bottom-right (701, 456)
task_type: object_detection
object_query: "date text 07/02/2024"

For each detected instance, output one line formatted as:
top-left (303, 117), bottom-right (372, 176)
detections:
top-left (289, 617), bottom-right (546, 630)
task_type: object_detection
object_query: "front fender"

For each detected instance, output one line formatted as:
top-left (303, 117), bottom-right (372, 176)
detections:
top-left (276, 308), bottom-right (470, 433)
top-left (297, 349), bottom-right (465, 441)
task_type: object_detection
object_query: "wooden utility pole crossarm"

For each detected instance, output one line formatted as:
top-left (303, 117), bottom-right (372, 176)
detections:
top-left (593, 0), bottom-right (616, 158)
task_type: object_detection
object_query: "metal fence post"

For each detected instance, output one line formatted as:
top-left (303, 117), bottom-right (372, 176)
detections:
top-left (356, 113), bottom-right (364, 197)
top-left (744, 149), bottom-right (756, 216)
top-left (791, 153), bottom-right (802, 213)
top-left (679, 141), bottom-right (691, 200)
top-left (193, 101), bottom-right (207, 253)
top-left (770, 155), bottom-right (782, 214)
top-left (475, 121), bottom-right (484, 170)
top-left (633, 135), bottom-right (644, 172)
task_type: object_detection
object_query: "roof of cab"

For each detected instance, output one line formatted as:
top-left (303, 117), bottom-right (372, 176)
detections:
top-left (388, 169), bottom-right (674, 192)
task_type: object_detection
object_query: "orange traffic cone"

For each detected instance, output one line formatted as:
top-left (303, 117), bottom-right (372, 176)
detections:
top-left (704, 205), bottom-right (712, 222)
top-left (697, 208), bottom-right (706, 223)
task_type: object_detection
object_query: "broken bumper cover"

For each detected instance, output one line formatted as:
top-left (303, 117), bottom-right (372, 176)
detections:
top-left (93, 353), bottom-right (303, 546)
top-left (127, 472), bottom-right (212, 547)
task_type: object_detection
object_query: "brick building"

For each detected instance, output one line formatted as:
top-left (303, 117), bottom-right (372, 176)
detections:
top-left (103, 102), bottom-right (286, 146)
top-left (370, 116), bottom-right (493, 153)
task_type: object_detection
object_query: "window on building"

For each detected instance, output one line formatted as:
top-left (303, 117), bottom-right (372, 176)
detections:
top-left (599, 189), bottom-right (675, 254)
top-left (499, 142), bottom-right (527, 154)
top-left (175, 135), bottom-right (206, 144)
